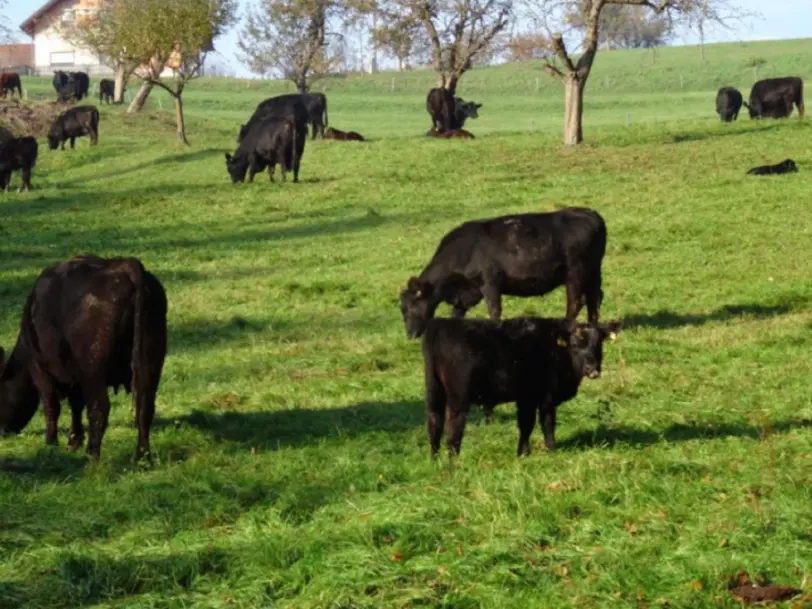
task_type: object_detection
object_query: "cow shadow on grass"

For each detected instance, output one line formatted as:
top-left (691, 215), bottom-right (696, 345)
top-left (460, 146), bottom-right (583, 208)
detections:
top-left (623, 300), bottom-right (807, 330)
top-left (561, 417), bottom-right (812, 450)
top-left (161, 399), bottom-right (425, 452)
top-left (169, 315), bottom-right (300, 354)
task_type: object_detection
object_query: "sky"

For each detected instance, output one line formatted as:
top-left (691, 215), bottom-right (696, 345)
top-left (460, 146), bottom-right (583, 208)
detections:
top-left (4, 0), bottom-right (810, 78)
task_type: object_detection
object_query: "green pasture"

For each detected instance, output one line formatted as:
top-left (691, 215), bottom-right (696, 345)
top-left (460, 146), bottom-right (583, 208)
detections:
top-left (0, 38), bottom-right (811, 609)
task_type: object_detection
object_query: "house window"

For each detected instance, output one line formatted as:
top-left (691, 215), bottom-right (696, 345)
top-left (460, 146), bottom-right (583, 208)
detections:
top-left (60, 10), bottom-right (75, 27)
top-left (50, 51), bottom-right (75, 66)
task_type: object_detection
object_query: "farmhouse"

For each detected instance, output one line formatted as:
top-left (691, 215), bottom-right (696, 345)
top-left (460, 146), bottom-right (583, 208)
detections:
top-left (20, 0), bottom-right (111, 75)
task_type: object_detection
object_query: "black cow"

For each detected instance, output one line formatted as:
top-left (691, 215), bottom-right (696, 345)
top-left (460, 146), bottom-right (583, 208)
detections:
top-left (53, 70), bottom-right (90, 102)
top-left (99, 78), bottom-right (115, 104)
top-left (715, 87), bottom-right (742, 122)
top-left (0, 136), bottom-right (38, 192)
top-left (744, 77), bottom-right (804, 119)
top-left (52, 70), bottom-right (70, 100)
top-left (0, 255), bottom-right (168, 460)
top-left (238, 93), bottom-right (326, 142)
top-left (400, 207), bottom-right (607, 339)
top-left (747, 159), bottom-right (798, 176)
top-left (426, 88), bottom-right (482, 131)
top-left (70, 71), bottom-right (90, 101)
top-left (422, 316), bottom-right (622, 457)
top-left (226, 114), bottom-right (306, 184)
top-left (0, 72), bottom-right (23, 99)
top-left (48, 105), bottom-right (100, 150)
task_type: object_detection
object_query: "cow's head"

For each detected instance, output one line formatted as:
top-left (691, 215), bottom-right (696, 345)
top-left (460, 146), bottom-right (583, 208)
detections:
top-left (400, 277), bottom-right (439, 339)
top-left (555, 320), bottom-right (622, 380)
top-left (780, 159), bottom-right (798, 173)
top-left (455, 98), bottom-right (482, 120)
top-left (742, 101), bottom-right (759, 119)
top-left (0, 346), bottom-right (41, 436)
top-left (224, 152), bottom-right (249, 183)
top-left (47, 134), bottom-right (60, 151)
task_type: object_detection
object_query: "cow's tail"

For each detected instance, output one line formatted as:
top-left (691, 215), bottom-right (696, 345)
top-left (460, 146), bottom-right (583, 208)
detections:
top-left (288, 116), bottom-right (299, 177)
top-left (323, 96), bottom-right (329, 129)
top-left (92, 109), bottom-right (100, 144)
top-left (124, 258), bottom-right (145, 415)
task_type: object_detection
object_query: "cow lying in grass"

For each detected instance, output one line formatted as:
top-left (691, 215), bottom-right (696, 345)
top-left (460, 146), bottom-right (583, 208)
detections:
top-left (422, 316), bottom-right (622, 457)
top-left (747, 159), bottom-right (798, 175)
top-left (425, 127), bottom-right (475, 139)
top-left (325, 127), bottom-right (365, 141)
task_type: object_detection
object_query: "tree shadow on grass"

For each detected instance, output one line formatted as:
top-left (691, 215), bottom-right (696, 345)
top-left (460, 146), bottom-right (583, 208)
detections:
top-left (162, 399), bottom-right (425, 452)
top-left (623, 300), bottom-right (808, 330)
top-left (169, 315), bottom-right (300, 354)
top-left (561, 418), bottom-right (812, 450)
top-left (56, 148), bottom-right (225, 187)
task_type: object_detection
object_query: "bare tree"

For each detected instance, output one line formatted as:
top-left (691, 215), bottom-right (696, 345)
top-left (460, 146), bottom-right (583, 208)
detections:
top-left (523, 0), bottom-right (741, 145)
top-left (239, 0), bottom-right (344, 92)
top-left (0, 0), bottom-right (14, 43)
top-left (507, 32), bottom-right (553, 61)
top-left (367, 0), bottom-right (512, 93)
top-left (371, 16), bottom-right (430, 70)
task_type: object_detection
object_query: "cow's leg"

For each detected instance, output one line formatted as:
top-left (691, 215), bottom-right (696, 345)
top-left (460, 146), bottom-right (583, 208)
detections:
top-left (426, 380), bottom-right (446, 459)
top-left (539, 402), bottom-right (557, 452)
top-left (85, 382), bottom-right (111, 459)
top-left (69, 137), bottom-right (76, 149)
top-left (517, 400), bottom-right (536, 456)
top-left (20, 166), bottom-right (32, 192)
top-left (451, 305), bottom-right (468, 318)
top-left (566, 280), bottom-right (585, 321)
top-left (311, 122), bottom-right (318, 140)
top-left (445, 400), bottom-right (469, 456)
top-left (134, 379), bottom-right (157, 462)
top-left (60, 140), bottom-right (66, 151)
top-left (586, 274), bottom-right (603, 324)
top-left (247, 154), bottom-right (259, 182)
top-left (483, 405), bottom-right (494, 424)
top-left (267, 164), bottom-right (275, 182)
top-left (482, 283), bottom-right (502, 320)
top-left (42, 394), bottom-right (62, 446)
top-left (66, 390), bottom-right (85, 450)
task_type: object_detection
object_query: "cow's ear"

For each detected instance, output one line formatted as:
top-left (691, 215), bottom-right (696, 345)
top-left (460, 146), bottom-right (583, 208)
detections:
top-left (475, 103), bottom-right (483, 109)
top-left (600, 320), bottom-right (623, 341)
top-left (555, 319), bottom-right (574, 348)
top-left (224, 153), bottom-right (232, 162)
top-left (407, 276), bottom-right (422, 293)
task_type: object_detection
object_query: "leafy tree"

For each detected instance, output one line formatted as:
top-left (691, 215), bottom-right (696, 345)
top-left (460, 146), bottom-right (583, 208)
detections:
top-left (522, 0), bottom-right (741, 145)
top-left (70, 0), bottom-right (236, 144)
top-left (367, 0), bottom-right (513, 93)
top-left (566, 2), bottom-right (672, 49)
top-left (507, 32), bottom-right (553, 61)
top-left (239, 0), bottom-right (344, 93)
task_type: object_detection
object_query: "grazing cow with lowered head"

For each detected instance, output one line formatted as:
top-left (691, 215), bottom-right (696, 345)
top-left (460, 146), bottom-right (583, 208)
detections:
top-left (0, 72), bottom-right (22, 99)
top-left (48, 105), bottom-right (100, 150)
top-left (238, 93), bottom-right (325, 142)
top-left (0, 136), bottom-right (38, 192)
top-left (747, 159), bottom-right (798, 176)
top-left (226, 114), bottom-right (306, 183)
top-left (400, 207), bottom-right (607, 339)
top-left (715, 87), bottom-right (742, 122)
top-left (325, 127), bottom-right (365, 141)
top-left (744, 77), bottom-right (804, 119)
top-left (426, 88), bottom-right (482, 131)
top-left (426, 127), bottom-right (475, 139)
top-left (99, 78), bottom-right (115, 104)
top-left (423, 316), bottom-right (622, 457)
top-left (0, 255), bottom-right (168, 460)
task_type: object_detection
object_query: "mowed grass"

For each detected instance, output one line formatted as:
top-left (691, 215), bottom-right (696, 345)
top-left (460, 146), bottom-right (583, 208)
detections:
top-left (1, 39), bottom-right (812, 609)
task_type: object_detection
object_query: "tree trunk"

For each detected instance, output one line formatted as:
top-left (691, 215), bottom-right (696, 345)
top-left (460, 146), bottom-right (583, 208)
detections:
top-left (113, 64), bottom-right (127, 104)
top-left (174, 94), bottom-right (189, 145)
top-left (563, 76), bottom-right (586, 145)
top-left (295, 73), bottom-right (308, 94)
top-left (445, 73), bottom-right (460, 95)
top-left (127, 81), bottom-right (153, 113)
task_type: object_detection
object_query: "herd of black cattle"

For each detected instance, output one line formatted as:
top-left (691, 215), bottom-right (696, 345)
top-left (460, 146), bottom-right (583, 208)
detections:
top-left (0, 73), bottom-right (804, 461)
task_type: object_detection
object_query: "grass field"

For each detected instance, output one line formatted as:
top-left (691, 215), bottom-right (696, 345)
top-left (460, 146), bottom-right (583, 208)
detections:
top-left (1, 38), bottom-right (811, 609)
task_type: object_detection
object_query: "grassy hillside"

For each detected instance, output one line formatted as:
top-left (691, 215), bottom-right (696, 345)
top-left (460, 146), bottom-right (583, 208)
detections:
top-left (0, 37), bottom-right (811, 609)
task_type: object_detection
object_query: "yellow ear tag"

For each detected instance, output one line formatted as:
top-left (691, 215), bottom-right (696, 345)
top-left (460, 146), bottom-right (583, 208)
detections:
top-left (416, 290), bottom-right (422, 298)
top-left (608, 332), bottom-right (617, 341)
top-left (557, 337), bottom-right (568, 348)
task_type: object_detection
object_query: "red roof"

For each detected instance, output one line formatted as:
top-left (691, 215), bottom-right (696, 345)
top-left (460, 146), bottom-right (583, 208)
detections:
top-left (20, 0), bottom-right (71, 37)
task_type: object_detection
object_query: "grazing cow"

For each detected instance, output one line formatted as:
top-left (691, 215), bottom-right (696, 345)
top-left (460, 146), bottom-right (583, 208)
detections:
top-left (53, 70), bottom-right (72, 102)
top-left (70, 71), bottom-right (90, 101)
top-left (0, 255), bottom-right (168, 460)
top-left (48, 105), bottom-right (100, 150)
top-left (0, 72), bottom-right (22, 99)
top-left (426, 127), bottom-right (475, 139)
top-left (226, 114), bottom-right (306, 183)
top-left (747, 159), bottom-right (798, 176)
top-left (744, 77), bottom-right (804, 119)
top-left (400, 207), bottom-right (607, 339)
top-left (324, 127), bottom-right (365, 141)
top-left (238, 93), bottom-right (325, 143)
top-left (99, 78), bottom-right (115, 104)
top-left (426, 88), bottom-right (482, 131)
top-left (0, 136), bottom-right (38, 192)
top-left (715, 87), bottom-right (742, 122)
top-left (422, 316), bottom-right (622, 457)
